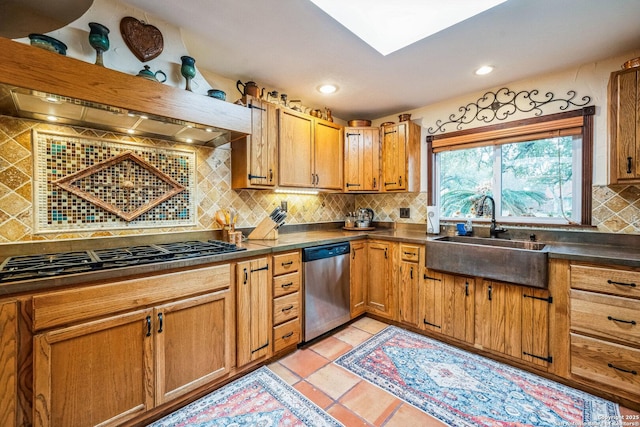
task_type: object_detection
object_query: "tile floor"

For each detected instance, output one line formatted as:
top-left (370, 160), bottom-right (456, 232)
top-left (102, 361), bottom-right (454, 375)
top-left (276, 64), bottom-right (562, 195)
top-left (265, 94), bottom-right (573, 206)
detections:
top-left (268, 317), bottom-right (640, 427)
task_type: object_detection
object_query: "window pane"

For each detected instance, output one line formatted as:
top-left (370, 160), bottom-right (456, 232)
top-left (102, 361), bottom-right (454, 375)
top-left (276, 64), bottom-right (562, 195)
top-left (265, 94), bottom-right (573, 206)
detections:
top-left (439, 146), bottom-right (493, 218)
top-left (501, 137), bottom-right (577, 219)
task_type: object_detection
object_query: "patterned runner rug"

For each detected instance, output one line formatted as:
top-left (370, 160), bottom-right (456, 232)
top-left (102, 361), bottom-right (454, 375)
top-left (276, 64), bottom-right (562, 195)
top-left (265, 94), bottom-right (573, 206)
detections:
top-left (148, 366), bottom-right (342, 426)
top-left (335, 326), bottom-right (621, 427)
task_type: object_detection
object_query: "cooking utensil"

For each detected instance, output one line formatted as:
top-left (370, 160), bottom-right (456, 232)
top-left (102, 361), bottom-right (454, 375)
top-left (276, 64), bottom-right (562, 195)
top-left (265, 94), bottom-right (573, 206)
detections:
top-left (236, 80), bottom-right (260, 97)
top-left (622, 56), bottom-right (640, 69)
top-left (215, 210), bottom-right (226, 226)
top-left (380, 121), bottom-right (394, 127)
top-left (398, 113), bottom-right (411, 122)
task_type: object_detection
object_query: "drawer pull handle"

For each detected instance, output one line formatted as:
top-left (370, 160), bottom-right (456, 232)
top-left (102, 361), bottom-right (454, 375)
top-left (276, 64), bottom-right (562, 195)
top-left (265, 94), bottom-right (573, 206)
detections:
top-left (145, 315), bottom-right (152, 337)
top-left (281, 261), bottom-right (294, 267)
top-left (282, 331), bottom-right (294, 339)
top-left (282, 305), bottom-right (294, 312)
top-left (403, 251), bottom-right (416, 256)
top-left (608, 363), bottom-right (637, 375)
top-left (607, 316), bottom-right (637, 325)
top-left (281, 282), bottom-right (294, 288)
top-left (157, 312), bottom-right (163, 334)
top-left (607, 279), bottom-right (636, 288)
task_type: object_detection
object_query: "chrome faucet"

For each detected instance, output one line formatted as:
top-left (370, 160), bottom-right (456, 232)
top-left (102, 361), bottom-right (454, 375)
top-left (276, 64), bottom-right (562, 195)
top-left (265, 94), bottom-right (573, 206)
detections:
top-left (476, 195), bottom-right (508, 238)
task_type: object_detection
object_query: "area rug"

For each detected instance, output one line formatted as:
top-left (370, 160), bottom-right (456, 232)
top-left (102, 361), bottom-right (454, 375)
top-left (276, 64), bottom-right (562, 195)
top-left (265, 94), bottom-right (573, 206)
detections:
top-left (335, 326), bottom-right (621, 427)
top-left (148, 366), bottom-right (342, 426)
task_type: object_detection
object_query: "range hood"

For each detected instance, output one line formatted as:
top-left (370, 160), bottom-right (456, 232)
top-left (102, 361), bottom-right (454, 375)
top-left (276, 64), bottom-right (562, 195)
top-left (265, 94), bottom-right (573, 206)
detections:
top-left (0, 37), bottom-right (251, 146)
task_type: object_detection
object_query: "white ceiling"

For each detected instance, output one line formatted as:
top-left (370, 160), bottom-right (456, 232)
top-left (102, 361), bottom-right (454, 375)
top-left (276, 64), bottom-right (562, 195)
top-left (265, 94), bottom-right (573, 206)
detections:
top-left (123, 0), bottom-right (640, 121)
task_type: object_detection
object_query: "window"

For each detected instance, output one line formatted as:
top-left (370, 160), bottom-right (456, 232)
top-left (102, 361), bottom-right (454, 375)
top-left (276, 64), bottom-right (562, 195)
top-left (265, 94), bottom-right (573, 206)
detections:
top-left (428, 108), bottom-right (594, 225)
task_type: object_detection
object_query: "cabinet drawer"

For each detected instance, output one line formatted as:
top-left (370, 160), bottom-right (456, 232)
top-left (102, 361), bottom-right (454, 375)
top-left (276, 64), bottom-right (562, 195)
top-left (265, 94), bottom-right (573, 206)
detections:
top-left (400, 244), bottom-right (420, 262)
top-left (570, 290), bottom-right (640, 345)
top-left (273, 318), bottom-right (301, 353)
top-left (273, 252), bottom-right (300, 276)
top-left (273, 272), bottom-right (300, 298)
top-left (273, 292), bottom-right (299, 325)
top-left (571, 264), bottom-right (640, 298)
top-left (32, 264), bottom-right (230, 331)
top-left (571, 333), bottom-right (640, 396)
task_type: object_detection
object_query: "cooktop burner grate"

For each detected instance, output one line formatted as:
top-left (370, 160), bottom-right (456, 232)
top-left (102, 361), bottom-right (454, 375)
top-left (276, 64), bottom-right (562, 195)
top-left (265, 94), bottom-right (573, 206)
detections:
top-left (0, 239), bottom-right (246, 283)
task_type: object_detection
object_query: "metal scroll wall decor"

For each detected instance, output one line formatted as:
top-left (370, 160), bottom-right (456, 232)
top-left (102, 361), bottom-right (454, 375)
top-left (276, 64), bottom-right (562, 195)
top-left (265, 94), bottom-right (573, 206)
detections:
top-left (427, 87), bottom-right (592, 135)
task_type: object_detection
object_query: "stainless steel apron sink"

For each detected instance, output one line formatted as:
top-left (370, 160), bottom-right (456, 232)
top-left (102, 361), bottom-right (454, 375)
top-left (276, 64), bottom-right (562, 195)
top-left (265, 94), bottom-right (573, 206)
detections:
top-left (426, 236), bottom-right (548, 288)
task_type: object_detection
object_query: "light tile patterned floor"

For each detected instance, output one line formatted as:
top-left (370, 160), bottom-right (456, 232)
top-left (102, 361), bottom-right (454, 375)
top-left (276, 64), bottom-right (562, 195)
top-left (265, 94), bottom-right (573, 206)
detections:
top-left (268, 317), bottom-right (640, 427)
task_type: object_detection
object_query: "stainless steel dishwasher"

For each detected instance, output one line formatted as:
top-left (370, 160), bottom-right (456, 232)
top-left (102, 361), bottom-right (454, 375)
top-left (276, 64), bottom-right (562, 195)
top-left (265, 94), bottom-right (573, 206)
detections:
top-left (302, 242), bottom-right (351, 342)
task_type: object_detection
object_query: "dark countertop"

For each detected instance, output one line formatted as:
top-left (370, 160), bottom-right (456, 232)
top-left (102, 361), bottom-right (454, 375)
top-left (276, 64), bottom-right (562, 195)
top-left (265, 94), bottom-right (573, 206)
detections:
top-left (0, 224), bottom-right (638, 297)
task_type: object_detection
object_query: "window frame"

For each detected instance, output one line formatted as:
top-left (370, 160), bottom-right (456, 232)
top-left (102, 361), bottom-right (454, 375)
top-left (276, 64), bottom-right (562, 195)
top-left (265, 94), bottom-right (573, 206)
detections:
top-left (426, 106), bottom-right (595, 225)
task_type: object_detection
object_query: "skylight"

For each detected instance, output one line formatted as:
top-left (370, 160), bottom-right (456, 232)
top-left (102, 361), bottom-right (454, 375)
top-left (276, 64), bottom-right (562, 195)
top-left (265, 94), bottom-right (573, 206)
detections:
top-left (309, 0), bottom-right (508, 56)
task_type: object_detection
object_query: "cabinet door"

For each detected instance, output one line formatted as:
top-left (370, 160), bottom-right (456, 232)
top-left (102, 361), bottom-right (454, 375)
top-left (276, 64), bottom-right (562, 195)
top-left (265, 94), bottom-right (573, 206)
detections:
top-left (154, 290), bottom-right (233, 405)
top-left (398, 260), bottom-right (420, 327)
top-left (236, 259), bottom-right (271, 367)
top-left (421, 269), bottom-right (444, 332)
top-left (614, 70), bottom-right (640, 181)
top-left (344, 128), bottom-right (380, 192)
top-left (278, 109), bottom-right (314, 187)
top-left (0, 300), bottom-right (17, 427)
top-left (33, 309), bottom-right (154, 427)
top-left (381, 124), bottom-right (404, 191)
top-left (314, 120), bottom-right (343, 190)
top-left (249, 97), bottom-right (278, 186)
top-left (441, 274), bottom-right (475, 344)
top-left (350, 241), bottom-right (367, 318)
top-left (521, 288), bottom-right (552, 367)
top-left (366, 241), bottom-right (394, 319)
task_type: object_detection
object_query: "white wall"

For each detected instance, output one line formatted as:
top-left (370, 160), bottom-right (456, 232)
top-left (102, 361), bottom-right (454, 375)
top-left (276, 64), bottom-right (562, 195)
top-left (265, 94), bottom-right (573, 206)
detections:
top-left (373, 49), bottom-right (640, 187)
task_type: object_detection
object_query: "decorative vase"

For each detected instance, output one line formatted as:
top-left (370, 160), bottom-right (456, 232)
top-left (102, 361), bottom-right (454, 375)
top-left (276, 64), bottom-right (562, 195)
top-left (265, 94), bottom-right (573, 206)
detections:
top-left (88, 22), bottom-right (110, 66)
top-left (180, 55), bottom-right (196, 91)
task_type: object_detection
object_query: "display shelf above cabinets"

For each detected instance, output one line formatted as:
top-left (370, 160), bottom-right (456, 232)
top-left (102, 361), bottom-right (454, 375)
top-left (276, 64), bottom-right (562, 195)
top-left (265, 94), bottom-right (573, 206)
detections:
top-left (278, 108), bottom-right (343, 190)
top-left (231, 95), bottom-right (278, 189)
top-left (609, 67), bottom-right (640, 184)
top-left (381, 121), bottom-right (421, 192)
top-left (344, 127), bottom-right (381, 192)
top-left (0, 37), bottom-right (251, 146)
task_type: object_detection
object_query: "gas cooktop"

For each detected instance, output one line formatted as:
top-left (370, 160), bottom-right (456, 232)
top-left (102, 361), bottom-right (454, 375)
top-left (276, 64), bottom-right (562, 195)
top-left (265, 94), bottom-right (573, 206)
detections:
top-left (0, 240), bottom-right (246, 283)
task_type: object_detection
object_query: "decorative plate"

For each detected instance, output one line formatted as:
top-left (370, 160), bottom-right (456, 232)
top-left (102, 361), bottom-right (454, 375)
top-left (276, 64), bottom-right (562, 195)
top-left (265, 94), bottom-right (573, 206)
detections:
top-left (120, 16), bottom-right (164, 62)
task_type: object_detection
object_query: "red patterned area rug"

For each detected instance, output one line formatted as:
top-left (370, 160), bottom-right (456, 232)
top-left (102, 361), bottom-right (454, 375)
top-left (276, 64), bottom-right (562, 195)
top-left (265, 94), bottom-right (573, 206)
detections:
top-left (148, 367), bottom-right (342, 426)
top-left (336, 326), bottom-right (621, 427)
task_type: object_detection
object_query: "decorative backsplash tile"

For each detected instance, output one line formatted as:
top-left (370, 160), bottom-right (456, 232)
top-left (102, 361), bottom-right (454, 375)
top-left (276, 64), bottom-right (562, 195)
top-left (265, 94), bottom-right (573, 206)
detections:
top-left (592, 185), bottom-right (640, 234)
top-left (33, 130), bottom-right (196, 231)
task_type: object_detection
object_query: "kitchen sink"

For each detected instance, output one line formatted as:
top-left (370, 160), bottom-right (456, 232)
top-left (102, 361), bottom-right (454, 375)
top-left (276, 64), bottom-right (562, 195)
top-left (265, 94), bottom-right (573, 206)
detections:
top-left (426, 235), bottom-right (548, 288)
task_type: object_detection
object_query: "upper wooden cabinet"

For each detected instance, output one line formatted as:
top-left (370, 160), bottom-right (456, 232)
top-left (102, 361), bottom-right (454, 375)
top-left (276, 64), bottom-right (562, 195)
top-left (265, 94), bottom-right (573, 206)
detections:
top-left (231, 96), bottom-right (278, 189)
top-left (344, 127), bottom-right (381, 192)
top-left (381, 121), bottom-right (421, 192)
top-left (279, 109), bottom-right (343, 190)
top-left (609, 68), bottom-right (640, 184)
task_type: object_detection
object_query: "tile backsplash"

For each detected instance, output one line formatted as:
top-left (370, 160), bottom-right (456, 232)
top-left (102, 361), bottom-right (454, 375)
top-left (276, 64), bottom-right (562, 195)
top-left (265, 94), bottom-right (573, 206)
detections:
top-left (0, 115), bottom-right (637, 242)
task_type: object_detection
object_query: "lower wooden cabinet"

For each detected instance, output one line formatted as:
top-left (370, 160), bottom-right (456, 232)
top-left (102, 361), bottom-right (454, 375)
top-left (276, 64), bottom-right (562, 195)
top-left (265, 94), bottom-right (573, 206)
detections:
top-left (397, 244), bottom-right (421, 327)
top-left (349, 241), bottom-right (367, 318)
top-left (236, 257), bottom-right (272, 367)
top-left (475, 280), bottom-right (552, 368)
top-left (31, 264), bottom-right (234, 427)
top-left (0, 300), bottom-right (17, 427)
top-left (272, 251), bottom-right (302, 354)
top-left (366, 240), bottom-right (395, 319)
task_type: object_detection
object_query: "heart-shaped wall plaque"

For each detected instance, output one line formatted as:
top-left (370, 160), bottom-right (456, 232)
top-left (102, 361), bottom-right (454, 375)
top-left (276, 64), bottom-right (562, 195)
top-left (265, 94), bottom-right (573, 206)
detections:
top-left (120, 16), bottom-right (164, 62)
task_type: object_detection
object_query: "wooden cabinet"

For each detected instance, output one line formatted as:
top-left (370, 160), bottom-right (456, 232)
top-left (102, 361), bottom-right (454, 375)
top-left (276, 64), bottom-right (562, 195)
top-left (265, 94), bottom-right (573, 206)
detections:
top-left (0, 300), bottom-right (17, 427)
top-left (475, 280), bottom-right (552, 368)
top-left (32, 264), bottom-right (233, 427)
top-left (344, 127), bottom-right (380, 192)
top-left (272, 252), bottom-right (302, 353)
top-left (366, 240), bottom-right (395, 319)
top-left (608, 68), bottom-right (640, 183)
top-left (231, 96), bottom-right (278, 189)
top-left (421, 270), bottom-right (475, 344)
top-left (397, 244), bottom-right (421, 327)
top-left (381, 121), bottom-right (420, 192)
top-left (278, 109), bottom-right (343, 189)
top-left (236, 258), bottom-right (271, 367)
top-left (350, 241), bottom-right (368, 318)
top-left (569, 263), bottom-right (640, 399)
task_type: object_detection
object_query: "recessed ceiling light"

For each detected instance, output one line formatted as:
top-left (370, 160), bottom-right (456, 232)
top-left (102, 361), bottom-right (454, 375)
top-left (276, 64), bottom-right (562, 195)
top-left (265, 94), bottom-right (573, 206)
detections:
top-left (46, 115), bottom-right (58, 122)
top-left (127, 129), bottom-right (135, 134)
top-left (185, 138), bottom-right (193, 143)
top-left (139, 115), bottom-right (148, 120)
top-left (318, 84), bottom-right (337, 94)
top-left (475, 65), bottom-right (494, 75)
top-left (309, 0), bottom-right (507, 56)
